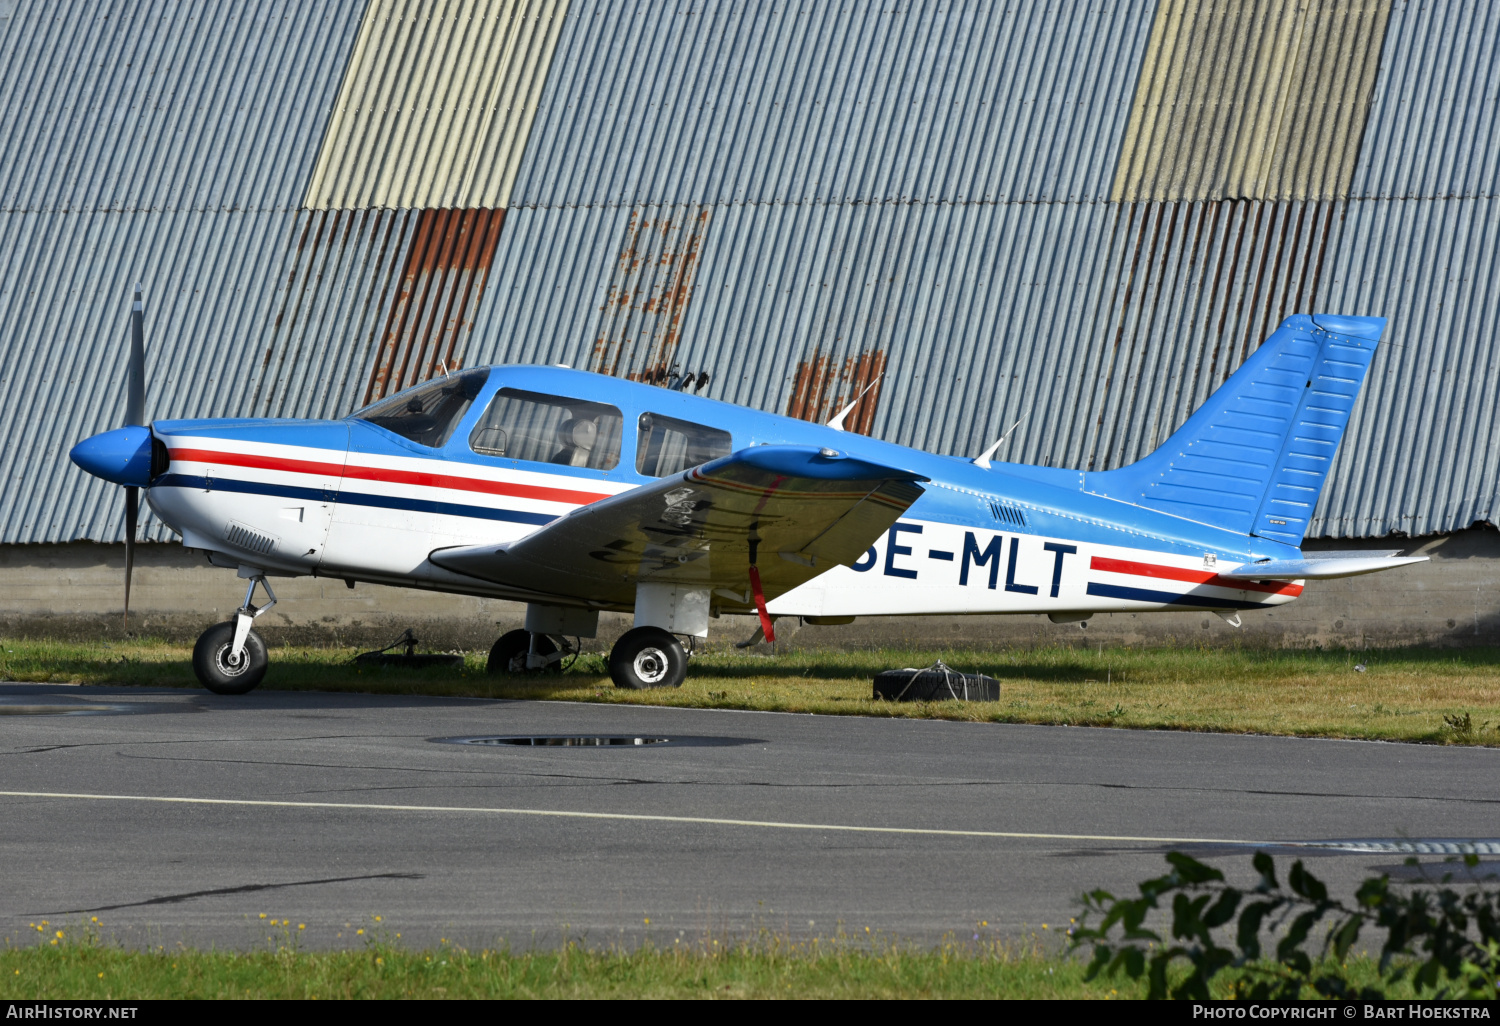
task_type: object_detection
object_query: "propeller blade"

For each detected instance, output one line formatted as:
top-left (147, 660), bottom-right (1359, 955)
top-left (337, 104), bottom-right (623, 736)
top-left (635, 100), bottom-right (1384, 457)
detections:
top-left (124, 285), bottom-right (145, 427)
top-left (123, 285), bottom-right (146, 627)
top-left (124, 486), bottom-right (139, 626)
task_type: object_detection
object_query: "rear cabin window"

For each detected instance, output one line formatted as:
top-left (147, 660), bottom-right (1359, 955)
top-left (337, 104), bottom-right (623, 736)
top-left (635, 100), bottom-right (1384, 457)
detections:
top-left (636, 413), bottom-right (732, 477)
top-left (352, 370), bottom-right (488, 448)
top-left (469, 388), bottom-right (623, 471)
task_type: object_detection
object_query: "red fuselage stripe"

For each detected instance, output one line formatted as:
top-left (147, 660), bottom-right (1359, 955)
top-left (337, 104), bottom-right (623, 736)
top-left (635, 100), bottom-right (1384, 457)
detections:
top-left (167, 448), bottom-right (611, 506)
top-left (1090, 555), bottom-right (1303, 597)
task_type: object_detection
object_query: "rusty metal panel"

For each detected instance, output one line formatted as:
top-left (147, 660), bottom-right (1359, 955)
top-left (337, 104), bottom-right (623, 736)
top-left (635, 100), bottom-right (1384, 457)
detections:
top-left (250, 208), bottom-right (421, 420)
top-left (1349, 0), bottom-right (1500, 199)
top-left (0, 0), bottom-right (364, 213)
top-left (476, 201), bottom-right (1129, 462)
top-left (303, 0), bottom-right (573, 211)
top-left (510, 0), bottom-right (1158, 207)
top-left (784, 349), bottom-right (886, 436)
top-left (467, 203), bottom-right (624, 367)
top-left (363, 208), bottom-right (506, 402)
top-left (1111, 0), bottom-right (1392, 202)
top-left (588, 205), bottom-right (711, 384)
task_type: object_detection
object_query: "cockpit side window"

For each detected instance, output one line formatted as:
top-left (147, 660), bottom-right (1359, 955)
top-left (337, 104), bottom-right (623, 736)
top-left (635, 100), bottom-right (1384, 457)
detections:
top-left (351, 369), bottom-right (488, 448)
top-left (636, 413), bottom-right (732, 477)
top-left (469, 388), bottom-right (623, 470)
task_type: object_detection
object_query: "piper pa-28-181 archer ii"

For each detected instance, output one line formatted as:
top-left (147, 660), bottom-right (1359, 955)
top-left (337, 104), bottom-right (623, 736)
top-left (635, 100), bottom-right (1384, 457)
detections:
top-left (70, 290), bottom-right (1425, 694)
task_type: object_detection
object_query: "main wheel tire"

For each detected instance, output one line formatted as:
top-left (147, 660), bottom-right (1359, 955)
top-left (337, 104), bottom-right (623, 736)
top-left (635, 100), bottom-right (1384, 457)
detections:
top-left (191, 620), bottom-right (268, 695)
top-left (486, 630), bottom-right (559, 675)
top-left (609, 627), bottom-right (687, 690)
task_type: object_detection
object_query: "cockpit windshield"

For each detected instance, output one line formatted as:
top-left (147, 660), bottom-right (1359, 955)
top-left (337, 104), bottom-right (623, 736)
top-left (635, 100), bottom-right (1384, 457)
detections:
top-left (351, 369), bottom-right (488, 448)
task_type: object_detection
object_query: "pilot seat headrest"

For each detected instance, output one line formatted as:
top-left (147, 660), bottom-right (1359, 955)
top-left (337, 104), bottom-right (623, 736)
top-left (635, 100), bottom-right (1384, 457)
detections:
top-left (559, 418), bottom-right (597, 450)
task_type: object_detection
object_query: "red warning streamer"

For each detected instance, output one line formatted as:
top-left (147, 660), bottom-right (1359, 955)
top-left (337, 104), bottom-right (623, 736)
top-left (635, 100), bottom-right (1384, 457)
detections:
top-left (748, 565), bottom-right (775, 644)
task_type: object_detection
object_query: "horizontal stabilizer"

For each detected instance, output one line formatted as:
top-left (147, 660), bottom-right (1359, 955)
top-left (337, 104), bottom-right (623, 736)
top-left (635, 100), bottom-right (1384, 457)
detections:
top-left (1220, 551), bottom-right (1428, 580)
top-left (430, 445), bottom-right (927, 608)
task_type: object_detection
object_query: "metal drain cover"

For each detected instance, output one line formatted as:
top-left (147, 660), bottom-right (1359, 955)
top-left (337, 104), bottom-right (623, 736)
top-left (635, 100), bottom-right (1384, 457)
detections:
top-left (1175, 837), bottom-right (1500, 859)
top-left (1291, 839), bottom-right (1500, 856)
top-left (440, 735), bottom-right (669, 747)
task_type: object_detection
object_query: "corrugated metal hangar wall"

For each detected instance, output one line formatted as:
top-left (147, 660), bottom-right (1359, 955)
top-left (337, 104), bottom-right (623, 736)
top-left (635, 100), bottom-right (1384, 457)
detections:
top-left (1, 0), bottom-right (1496, 547)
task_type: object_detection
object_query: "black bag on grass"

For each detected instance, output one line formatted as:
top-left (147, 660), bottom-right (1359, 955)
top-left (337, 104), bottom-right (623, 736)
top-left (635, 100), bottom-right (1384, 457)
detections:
top-left (873, 660), bottom-right (1000, 702)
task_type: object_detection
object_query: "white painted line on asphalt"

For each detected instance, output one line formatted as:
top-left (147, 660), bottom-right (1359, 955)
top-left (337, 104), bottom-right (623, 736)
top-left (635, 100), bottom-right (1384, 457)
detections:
top-left (0, 789), bottom-right (1261, 846)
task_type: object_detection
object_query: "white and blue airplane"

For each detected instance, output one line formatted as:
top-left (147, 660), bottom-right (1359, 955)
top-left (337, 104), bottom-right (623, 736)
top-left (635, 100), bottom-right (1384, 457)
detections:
top-left (70, 291), bottom-right (1425, 694)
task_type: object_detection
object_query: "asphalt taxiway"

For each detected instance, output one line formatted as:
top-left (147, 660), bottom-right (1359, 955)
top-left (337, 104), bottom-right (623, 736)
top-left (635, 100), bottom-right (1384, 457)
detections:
top-left (2, 682), bottom-right (1497, 949)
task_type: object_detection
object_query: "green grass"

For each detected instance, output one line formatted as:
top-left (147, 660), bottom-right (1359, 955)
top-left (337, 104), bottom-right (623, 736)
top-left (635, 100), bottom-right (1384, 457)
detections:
top-left (0, 921), bottom-right (1436, 1000)
top-left (0, 924), bottom-right (1125, 999)
top-left (0, 925), bottom-right (1431, 1000)
top-left (3, 638), bottom-right (1500, 746)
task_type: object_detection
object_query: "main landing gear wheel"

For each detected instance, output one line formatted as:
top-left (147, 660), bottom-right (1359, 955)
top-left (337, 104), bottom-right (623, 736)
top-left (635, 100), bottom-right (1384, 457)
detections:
top-left (486, 629), bottom-right (559, 675)
top-left (609, 627), bottom-right (687, 690)
top-left (192, 620), bottom-right (268, 695)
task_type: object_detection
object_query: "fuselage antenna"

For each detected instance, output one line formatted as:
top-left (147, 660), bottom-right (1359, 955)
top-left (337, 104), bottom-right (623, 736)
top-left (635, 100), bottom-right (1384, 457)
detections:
top-left (973, 408), bottom-right (1030, 469)
top-left (825, 375), bottom-right (884, 432)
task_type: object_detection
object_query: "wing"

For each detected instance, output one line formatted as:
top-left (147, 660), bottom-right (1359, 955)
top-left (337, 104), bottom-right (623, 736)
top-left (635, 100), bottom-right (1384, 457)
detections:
top-left (1220, 550), bottom-right (1429, 580)
top-left (429, 445), bottom-right (927, 608)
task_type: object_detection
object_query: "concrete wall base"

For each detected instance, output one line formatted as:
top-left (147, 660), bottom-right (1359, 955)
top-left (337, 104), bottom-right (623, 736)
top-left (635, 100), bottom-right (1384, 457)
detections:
top-left (0, 529), bottom-right (1495, 651)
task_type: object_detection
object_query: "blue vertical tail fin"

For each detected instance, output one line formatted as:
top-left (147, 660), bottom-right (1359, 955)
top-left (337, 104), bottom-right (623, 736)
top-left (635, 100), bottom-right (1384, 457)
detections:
top-left (1085, 314), bottom-right (1385, 545)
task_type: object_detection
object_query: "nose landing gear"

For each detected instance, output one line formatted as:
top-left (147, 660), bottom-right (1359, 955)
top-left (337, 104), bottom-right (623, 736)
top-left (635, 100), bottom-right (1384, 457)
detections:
top-left (191, 573), bottom-right (275, 694)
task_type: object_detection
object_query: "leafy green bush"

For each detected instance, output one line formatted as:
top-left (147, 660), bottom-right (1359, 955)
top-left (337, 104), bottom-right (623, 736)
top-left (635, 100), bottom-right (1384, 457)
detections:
top-left (1070, 851), bottom-right (1500, 999)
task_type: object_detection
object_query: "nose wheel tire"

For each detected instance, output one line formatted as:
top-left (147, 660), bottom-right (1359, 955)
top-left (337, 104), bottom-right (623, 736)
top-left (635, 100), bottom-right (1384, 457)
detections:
top-left (609, 627), bottom-right (687, 690)
top-left (191, 620), bottom-right (268, 695)
top-left (487, 629), bottom-right (560, 675)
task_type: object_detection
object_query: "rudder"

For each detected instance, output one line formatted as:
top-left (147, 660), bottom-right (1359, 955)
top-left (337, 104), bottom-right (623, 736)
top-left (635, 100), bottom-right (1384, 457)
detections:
top-left (1085, 314), bottom-right (1385, 544)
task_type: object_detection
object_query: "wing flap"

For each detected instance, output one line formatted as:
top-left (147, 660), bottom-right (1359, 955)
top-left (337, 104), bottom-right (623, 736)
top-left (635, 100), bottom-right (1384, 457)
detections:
top-left (430, 445), bottom-right (926, 607)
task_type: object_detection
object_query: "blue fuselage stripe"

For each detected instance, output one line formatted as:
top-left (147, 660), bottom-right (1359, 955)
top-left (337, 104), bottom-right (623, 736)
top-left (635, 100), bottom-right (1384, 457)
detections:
top-left (1086, 581), bottom-right (1264, 611)
top-left (157, 474), bottom-right (324, 503)
top-left (337, 489), bottom-right (558, 525)
top-left (155, 474), bottom-right (558, 527)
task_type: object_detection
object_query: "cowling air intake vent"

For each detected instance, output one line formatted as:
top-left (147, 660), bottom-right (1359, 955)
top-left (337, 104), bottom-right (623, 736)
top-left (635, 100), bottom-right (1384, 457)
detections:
top-left (225, 521), bottom-right (276, 555)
